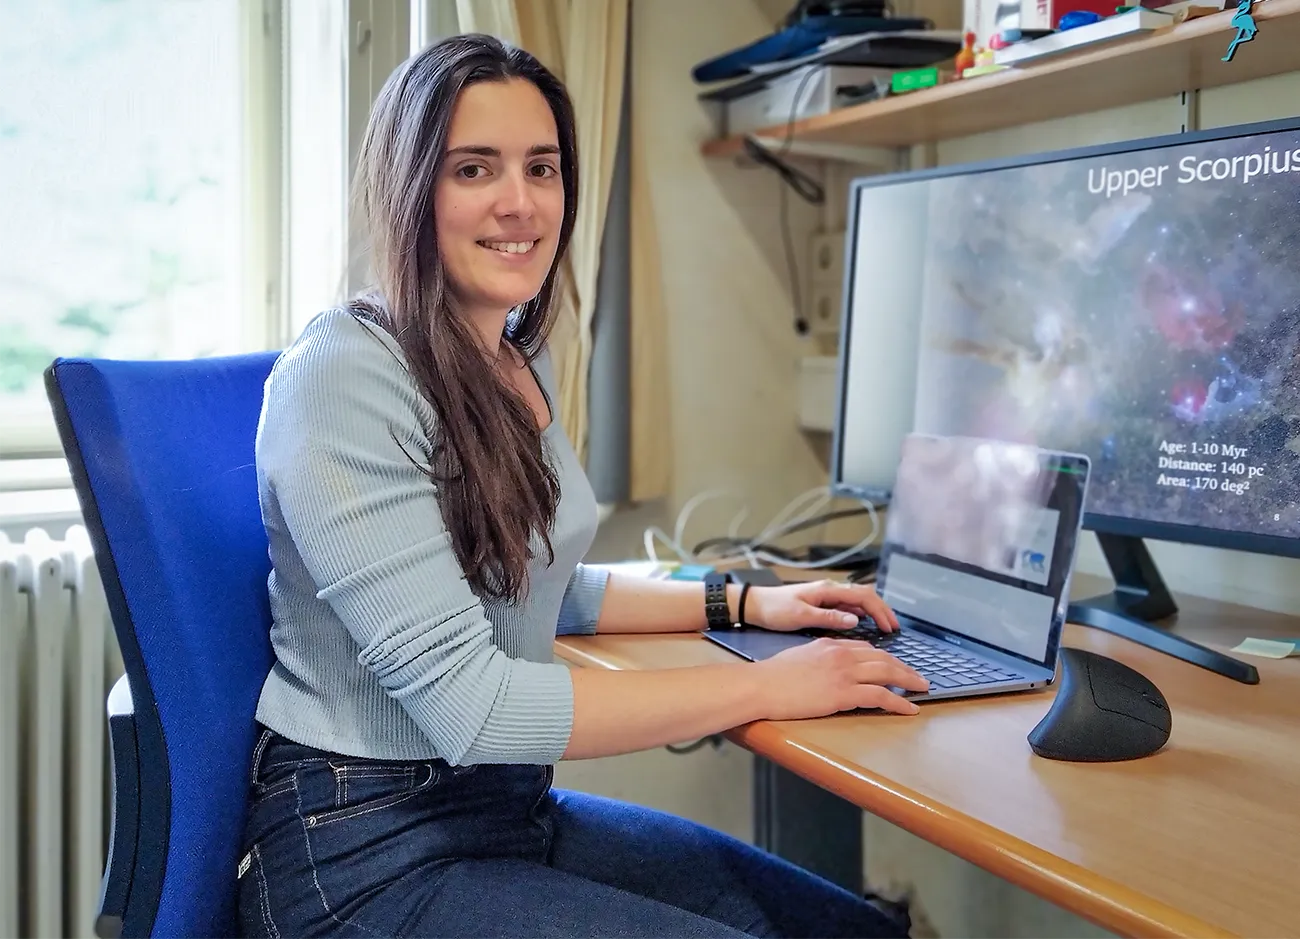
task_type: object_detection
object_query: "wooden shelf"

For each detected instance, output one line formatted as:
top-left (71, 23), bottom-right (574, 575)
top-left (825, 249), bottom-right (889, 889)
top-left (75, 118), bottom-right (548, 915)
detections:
top-left (701, 0), bottom-right (1300, 158)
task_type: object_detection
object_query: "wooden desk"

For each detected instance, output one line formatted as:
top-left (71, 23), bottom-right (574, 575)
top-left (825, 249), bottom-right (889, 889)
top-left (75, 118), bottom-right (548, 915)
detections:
top-left (555, 573), bottom-right (1300, 939)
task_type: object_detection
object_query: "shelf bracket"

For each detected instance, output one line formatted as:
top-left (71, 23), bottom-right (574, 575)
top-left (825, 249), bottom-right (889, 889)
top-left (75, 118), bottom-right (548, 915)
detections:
top-left (1180, 89), bottom-right (1201, 133)
top-left (744, 134), bottom-right (898, 170)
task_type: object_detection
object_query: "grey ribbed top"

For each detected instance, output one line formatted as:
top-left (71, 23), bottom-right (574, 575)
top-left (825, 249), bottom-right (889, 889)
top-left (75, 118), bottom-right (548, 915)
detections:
top-left (253, 308), bottom-right (608, 765)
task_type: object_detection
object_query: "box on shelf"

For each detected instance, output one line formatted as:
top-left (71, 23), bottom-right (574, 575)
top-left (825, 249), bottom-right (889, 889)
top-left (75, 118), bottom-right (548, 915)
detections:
top-left (1019, 0), bottom-right (1146, 30)
top-left (964, 0), bottom-right (1021, 52)
top-left (718, 64), bottom-right (895, 136)
top-left (965, 0), bottom-right (1130, 49)
top-left (891, 67), bottom-right (942, 93)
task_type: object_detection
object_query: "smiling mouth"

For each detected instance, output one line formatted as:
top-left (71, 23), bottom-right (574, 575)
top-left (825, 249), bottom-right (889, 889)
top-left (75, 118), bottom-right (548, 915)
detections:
top-left (477, 239), bottom-right (538, 256)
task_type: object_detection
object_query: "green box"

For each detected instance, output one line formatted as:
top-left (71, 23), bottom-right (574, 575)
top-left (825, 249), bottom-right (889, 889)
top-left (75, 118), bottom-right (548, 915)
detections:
top-left (891, 67), bottom-right (940, 94)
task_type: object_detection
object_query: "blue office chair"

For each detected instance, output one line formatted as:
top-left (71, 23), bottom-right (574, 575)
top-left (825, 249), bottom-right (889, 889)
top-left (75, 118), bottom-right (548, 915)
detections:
top-left (45, 351), bottom-right (281, 938)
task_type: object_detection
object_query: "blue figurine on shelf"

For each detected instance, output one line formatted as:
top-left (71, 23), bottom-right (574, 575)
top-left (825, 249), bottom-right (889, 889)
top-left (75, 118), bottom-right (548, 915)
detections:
top-left (1222, 0), bottom-right (1258, 61)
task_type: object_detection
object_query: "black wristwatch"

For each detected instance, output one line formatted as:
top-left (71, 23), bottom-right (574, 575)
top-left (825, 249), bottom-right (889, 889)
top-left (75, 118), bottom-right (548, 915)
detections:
top-left (703, 571), bottom-right (733, 630)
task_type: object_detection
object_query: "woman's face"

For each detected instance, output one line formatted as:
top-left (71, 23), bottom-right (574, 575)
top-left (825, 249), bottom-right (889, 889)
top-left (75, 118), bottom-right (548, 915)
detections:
top-left (434, 78), bottom-right (565, 322)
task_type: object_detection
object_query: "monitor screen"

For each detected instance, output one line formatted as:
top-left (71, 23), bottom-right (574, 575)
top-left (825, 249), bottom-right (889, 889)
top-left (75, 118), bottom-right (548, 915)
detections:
top-left (831, 178), bottom-right (930, 500)
top-left (836, 118), bottom-right (1300, 555)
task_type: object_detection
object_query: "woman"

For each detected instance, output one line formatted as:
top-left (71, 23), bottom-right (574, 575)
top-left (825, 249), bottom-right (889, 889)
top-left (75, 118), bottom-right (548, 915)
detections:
top-left (239, 33), bottom-right (928, 939)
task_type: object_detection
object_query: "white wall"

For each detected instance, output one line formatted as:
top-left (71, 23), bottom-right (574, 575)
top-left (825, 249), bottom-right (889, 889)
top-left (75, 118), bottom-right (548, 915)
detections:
top-left (598, 0), bottom-right (835, 555)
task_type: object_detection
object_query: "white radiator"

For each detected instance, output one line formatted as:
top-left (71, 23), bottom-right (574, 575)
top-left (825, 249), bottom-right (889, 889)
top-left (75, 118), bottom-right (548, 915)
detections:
top-left (0, 527), bottom-right (122, 939)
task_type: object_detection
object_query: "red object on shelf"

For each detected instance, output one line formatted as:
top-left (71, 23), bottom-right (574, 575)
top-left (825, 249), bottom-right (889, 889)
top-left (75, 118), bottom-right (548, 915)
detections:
top-left (955, 29), bottom-right (977, 75)
top-left (1021, 0), bottom-right (1126, 29)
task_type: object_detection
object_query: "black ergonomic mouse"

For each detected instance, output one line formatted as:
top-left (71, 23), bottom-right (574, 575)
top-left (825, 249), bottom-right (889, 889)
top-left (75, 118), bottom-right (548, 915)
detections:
top-left (1027, 648), bottom-right (1172, 762)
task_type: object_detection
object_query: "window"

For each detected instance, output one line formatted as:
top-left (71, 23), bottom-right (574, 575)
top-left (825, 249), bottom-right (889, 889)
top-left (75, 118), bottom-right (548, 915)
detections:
top-left (0, 0), bottom-right (282, 457)
top-left (411, 0), bottom-right (460, 53)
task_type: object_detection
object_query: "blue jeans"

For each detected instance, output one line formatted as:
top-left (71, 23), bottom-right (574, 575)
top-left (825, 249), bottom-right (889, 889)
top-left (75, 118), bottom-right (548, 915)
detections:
top-left (238, 729), bottom-right (908, 938)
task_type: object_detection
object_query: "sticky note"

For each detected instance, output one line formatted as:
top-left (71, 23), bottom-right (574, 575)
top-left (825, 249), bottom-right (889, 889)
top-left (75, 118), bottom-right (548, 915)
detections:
top-left (1231, 637), bottom-right (1300, 659)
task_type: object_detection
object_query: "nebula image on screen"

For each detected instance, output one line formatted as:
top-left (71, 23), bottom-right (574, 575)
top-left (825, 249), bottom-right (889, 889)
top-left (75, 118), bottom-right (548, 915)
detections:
top-left (911, 128), bottom-right (1300, 539)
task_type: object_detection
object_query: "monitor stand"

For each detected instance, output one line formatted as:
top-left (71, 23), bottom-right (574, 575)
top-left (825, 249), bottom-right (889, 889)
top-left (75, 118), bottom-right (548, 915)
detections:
top-left (1066, 533), bottom-right (1260, 685)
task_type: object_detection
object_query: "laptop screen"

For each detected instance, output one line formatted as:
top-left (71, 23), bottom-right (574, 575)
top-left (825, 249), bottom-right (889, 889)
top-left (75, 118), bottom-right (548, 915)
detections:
top-left (876, 434), bottom-right (1090, 667)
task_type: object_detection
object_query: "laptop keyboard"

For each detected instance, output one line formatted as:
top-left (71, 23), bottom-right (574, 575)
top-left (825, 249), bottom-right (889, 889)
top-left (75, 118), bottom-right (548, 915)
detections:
top-left (795, 622), bottom-right (1026, 689)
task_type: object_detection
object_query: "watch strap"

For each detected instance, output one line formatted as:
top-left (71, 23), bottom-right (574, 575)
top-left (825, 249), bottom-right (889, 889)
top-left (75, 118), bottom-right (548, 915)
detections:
top-left (703, 572), bottom-right (732, 630)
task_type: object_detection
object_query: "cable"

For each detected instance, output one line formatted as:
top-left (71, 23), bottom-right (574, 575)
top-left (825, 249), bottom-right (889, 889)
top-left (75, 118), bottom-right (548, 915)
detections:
top-left (692, 506), bottom-right (876, 557)
top-left (665, 736), bottom-right (724, 755)
top-left (744, 501), bottom-right (880, 570)
top-left (643, 485), bottom-right (882, 572)
top-left (719, 486), bottom-right (881, 570)
top-left (742, 136), bottom-right (824, 205)
top-left (740, 63), bottom-right (826, 335)
top-left (643, 489), bottom-right (746, 565)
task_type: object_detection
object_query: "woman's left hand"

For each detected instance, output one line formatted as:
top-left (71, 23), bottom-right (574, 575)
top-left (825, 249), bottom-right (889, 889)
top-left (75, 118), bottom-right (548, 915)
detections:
top-left (743, 579), bottom-right (900, 634)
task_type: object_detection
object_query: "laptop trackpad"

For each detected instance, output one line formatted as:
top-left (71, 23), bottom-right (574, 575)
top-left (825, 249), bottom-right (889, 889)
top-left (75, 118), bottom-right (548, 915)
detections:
top-left (705, 629), bottom-right (819, 662)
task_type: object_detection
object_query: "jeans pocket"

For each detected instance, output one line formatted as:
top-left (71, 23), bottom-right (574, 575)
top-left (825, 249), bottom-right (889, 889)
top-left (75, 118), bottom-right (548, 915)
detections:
top-left (236, 843), bottom-right (281, 939)
top-left (250, 772), bottom-right (299, 808)
top-left (302, 760), bottom-right (440, 829)
top-left (294, 759), bottom-right (444, 930)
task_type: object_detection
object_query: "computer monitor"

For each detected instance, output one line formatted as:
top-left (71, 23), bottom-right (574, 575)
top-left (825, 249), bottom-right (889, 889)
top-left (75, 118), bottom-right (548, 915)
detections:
top-left (831, 115), bottom-right (1300, 684)
top-left (830, 176), bottom-right (930, 502)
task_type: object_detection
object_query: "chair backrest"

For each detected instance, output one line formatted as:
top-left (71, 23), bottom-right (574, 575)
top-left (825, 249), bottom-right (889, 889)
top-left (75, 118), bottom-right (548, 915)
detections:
top-left (46, 351), bottom-right (281, 938)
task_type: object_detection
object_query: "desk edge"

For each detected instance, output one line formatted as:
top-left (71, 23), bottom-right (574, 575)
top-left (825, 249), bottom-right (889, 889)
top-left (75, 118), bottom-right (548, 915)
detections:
top-left (555, 639), bottom-right (1237, 939)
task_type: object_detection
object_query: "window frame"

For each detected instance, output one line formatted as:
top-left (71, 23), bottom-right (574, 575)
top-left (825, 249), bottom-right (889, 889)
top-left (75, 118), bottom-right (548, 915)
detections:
top-left (412, 0), bottom-right (461, 52)
top-left (0, 0), bottom-right (286, 465)
top-left (0, 0), bottom-right (421, 493)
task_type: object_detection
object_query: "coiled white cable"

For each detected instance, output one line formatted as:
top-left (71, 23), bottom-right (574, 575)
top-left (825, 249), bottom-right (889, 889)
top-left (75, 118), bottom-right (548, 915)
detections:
top-left (642, 485), bottom-right (881, 571)
top-left (642, 489), bottom-right (745, 565)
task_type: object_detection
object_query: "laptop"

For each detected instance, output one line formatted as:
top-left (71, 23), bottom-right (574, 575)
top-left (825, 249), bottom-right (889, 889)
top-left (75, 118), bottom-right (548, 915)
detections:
top-left (705, 434), bottom-right (1092, 702)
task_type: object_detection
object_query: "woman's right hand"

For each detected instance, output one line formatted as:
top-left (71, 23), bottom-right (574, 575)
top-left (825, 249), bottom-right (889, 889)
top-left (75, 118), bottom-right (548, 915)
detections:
top-left (756, 638), bottom-right (930, 718)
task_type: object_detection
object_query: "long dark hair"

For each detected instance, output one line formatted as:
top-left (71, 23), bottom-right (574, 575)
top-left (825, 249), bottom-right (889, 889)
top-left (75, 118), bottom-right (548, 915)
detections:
top-left (348, 34), bottom-right (579, 603)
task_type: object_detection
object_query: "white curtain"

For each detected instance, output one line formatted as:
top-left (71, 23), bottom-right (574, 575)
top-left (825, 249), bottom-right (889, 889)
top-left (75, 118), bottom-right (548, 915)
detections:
top-left (456, 0), bottom-right (629, 472)
top-left (625, 1), bottom-right (670, 502)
